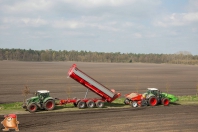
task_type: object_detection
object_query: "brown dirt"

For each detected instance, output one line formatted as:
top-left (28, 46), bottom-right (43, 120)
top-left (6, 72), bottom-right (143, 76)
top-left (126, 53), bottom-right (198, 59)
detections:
top-left (0, 61), bottom-right (198, 131)
top-left (0, 105), bottom-right (198, 132)
top-left (0, 61), bottom-right (198, 103)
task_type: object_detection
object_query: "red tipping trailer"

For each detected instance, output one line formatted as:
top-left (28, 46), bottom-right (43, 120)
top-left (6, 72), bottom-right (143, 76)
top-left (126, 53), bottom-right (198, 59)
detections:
top-left (68, 64), bottom-right (121, 103)
top-left (59, 64), bottom-right (121, 109)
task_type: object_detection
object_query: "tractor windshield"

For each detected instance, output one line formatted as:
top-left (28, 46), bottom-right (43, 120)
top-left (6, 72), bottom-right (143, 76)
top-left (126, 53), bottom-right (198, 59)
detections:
top-left (147, 90), bottom-right (159, 96)
top-left (36, 92), bottom-right (50, 100)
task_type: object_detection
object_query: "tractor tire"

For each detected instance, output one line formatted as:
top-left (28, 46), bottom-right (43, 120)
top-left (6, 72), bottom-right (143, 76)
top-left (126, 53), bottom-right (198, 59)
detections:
top-left (96, 100), bottom-right (104, 108)
top-left (44, 100), bottom-right (55, 111)
top-left (124, 99), bottom-right (130, 105)
top-left (148, 97), bottom-right (158, 106)
top-left (162, 98), bottom-right (170, 106)
top-left (86, 100), bottom-right (95, 108)
top-left (77, 101), bottom-right (86, 109)
top-left (27, 103), bottom-right (38, 113)
top-left (131, 101), bottom-right (138, 107)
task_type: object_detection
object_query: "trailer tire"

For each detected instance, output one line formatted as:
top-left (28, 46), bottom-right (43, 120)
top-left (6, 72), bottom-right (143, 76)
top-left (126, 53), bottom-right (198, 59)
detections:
top-left (148, 97), bottom-right (158, 106)
top-left (77, 101), bottom-right (86, 109)
top-left (131, 101), bottom-right (138, 107)
top-left (162, 98), bottom-right (170, 106)
top-left (27, 103), bottom-right (38, 113)
top-left (44, 100), bottom-right (55, 111)
top-left (96, 100), bottom-right (104, 108)
top-left (124, 99), bottom-right (130, 105)
top-left (87, 100), bottom-right (95, 108)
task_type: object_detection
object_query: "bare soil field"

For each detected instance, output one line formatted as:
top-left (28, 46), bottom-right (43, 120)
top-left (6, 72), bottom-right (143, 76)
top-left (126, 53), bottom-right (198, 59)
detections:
top-left (0, 61), bottom-right (198, 131)
top-left (0, 61), bottom-right (198, 103)
top-left (0, 105), bottom-right (198, 132)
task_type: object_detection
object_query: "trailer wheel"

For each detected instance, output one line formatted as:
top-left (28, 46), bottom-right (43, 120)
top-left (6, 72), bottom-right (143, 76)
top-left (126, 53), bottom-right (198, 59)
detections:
top-left (96, 100), bottom-right (104, 108)
top-left (124, 99), bottom-right (130, 105)
top-left (131, 101), bottom-right (138, 107)
top-left (77, 101), bottom-right (86, 109)
top-left (44, 100), bottom-right (55, 111)
top-left (87, 100), bottom-right (95, 108)
top-left (162, 98), bottom-right (170, 106)
top-left (148, 97), bottom-right (158, 106)
top-left (27, 103), bottom-right (38, 113)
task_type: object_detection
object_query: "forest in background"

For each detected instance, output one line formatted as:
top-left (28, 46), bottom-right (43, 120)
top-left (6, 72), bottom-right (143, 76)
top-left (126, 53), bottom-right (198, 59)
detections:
top-left (0, 48), bottom-right (198, 65)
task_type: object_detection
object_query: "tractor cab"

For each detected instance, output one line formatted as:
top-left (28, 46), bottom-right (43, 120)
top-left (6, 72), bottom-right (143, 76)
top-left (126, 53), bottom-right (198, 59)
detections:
top-left (146, 88), bottom-right (161, 96)
top-left (146, 88), bottom-right (164, 103)
top-left (36, 90), bottom-right (50, 101)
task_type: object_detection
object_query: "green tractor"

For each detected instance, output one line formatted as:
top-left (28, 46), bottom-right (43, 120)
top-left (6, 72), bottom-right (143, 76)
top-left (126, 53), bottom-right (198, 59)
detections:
top-left (142, 88), bottom-right (178, 106)
top-left (22, 90), bottom-right (56, 113)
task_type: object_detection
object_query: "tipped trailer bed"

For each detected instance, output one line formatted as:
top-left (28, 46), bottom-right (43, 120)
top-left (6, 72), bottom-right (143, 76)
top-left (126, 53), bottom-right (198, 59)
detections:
top-left (59, 64), bottom-right (121, 109)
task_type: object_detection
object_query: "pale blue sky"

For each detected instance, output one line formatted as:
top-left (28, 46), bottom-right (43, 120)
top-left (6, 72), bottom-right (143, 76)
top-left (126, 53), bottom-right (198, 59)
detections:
top-left (0, 0), bottom-right (198, 54)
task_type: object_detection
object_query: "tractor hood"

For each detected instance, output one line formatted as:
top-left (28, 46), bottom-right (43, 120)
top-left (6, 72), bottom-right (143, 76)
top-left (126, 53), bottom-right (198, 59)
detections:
top-left (161, 93), bottom-right (178, 103)
top-left (26, 96), bottom-right (38, 103)
top-left (27, 96), bottom-right (38, 100)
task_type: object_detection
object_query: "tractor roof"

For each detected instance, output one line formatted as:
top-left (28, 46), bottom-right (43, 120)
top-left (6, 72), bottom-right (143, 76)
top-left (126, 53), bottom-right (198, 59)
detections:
top-left (37, 90), bottom-right (50, 93)
top-left (147, 88), bottom-right (159, 91)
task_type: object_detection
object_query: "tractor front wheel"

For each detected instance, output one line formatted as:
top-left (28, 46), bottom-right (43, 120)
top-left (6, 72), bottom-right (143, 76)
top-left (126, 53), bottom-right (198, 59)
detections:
top-left (27, 103), bottom-right (38, 113)
top-left (44, 100), bottom-right (55, 111)
top-left (148, 97), bottom-right (158, 106)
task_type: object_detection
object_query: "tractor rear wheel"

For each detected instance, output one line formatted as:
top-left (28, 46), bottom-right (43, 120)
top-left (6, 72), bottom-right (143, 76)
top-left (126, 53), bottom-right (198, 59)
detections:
top-left (124, 99), bottom-right (130, 105)
top-left (27, 103), bottom-right (38, 113)
top-left (44, 100), bottom-right (55, 111)
top-left (87, 100), bottom-right (95, 108)
top-left (77, 101), bottom-right (86, 109)
top-left (148, 97), bottom-right (158, 106)
top-left (96, 100), bottom-right (104, 108)
top-left (131, 101), bottom-right (138, 107)
top-left (162, 98), bottom-right (170, 106)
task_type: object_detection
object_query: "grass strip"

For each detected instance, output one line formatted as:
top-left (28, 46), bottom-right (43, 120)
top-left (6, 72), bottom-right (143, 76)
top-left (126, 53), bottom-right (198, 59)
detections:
top-left (0, 96), bottom-right (197, 111)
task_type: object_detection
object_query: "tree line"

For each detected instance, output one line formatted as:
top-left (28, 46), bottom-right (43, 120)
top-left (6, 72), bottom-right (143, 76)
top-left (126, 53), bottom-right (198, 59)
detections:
top-left (0, 48), bottom-right (198, 65)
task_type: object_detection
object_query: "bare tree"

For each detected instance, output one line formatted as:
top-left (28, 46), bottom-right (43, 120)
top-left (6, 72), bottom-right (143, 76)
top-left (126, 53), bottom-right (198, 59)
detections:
top-left (66, 86), bottom-right (72, 99)
top-left (22, 85), bottom-right (30, 103)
